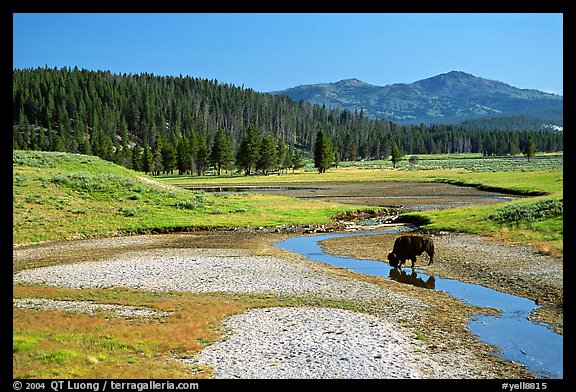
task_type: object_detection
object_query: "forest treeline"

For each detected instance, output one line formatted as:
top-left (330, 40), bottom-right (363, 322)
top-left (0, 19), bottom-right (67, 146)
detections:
top-left (13, 66), bottom-right (563, 175)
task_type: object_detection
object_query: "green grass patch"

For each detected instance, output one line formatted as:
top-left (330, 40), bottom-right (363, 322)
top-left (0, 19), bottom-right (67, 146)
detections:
top-left (13, 150), bottom-right (371, 244)
top-left (488, 198), bottom-right (563, 224)
top-left (402, 196), bottom-right (563, 256)
top-left (13, 150), bottom-right (562, 256)
top-left (160, 155), bottom-right (562, 197)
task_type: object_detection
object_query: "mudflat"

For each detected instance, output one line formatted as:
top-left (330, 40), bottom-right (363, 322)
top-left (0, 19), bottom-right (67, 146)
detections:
top-left (183, 180), bottom-right (515, 211)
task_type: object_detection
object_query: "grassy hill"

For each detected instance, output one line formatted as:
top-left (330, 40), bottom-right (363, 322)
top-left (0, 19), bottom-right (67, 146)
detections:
top-left (12, 150), bottom-right (369, 244)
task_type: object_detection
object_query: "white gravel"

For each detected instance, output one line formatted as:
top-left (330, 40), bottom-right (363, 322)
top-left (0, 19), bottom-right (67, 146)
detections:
top-left (13, 243), bottom-right (499, 379)
top-left (13, 248), bottom-right (423, 308)
top-left (13, 298), bottom-right (171, 319)
top-left (186, 306), bottom-right (431, 379)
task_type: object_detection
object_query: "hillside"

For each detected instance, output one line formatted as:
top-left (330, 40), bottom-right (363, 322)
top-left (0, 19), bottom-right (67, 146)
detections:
top-left (271, 71), bottom-right (563, 126)
top-left (13, 67), bottom-right (563, 168)
top-left (12, 150), bottom-right (365, 244)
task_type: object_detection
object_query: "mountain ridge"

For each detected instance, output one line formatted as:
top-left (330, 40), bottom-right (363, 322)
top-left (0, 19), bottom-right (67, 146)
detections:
top-left (270, 71), bottom-right (563, 126)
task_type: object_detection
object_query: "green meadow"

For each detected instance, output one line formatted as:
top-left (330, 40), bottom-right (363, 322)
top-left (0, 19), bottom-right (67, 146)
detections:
top-left (159, 153), bottom-right (563, 256)
top-left (13, 150), bottom-right (562, 255)
top-left (12, 150), bottom-right (369, 244)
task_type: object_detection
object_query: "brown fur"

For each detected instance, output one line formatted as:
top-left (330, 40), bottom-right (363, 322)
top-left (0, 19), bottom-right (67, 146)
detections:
top-left (387, 235), bottom-right (434, 268)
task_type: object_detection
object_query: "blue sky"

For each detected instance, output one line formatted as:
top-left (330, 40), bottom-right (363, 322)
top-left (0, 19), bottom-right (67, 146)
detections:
top-left (13, 13), bottom-right (563, 95)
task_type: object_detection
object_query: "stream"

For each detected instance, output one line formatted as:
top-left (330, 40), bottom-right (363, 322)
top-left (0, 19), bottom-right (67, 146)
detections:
top-left (274, 226), bottom-right (563, 379)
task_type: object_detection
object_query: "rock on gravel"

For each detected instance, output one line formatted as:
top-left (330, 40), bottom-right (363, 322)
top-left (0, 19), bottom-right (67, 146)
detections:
top-left (185, 306), bottom-right (431, 379)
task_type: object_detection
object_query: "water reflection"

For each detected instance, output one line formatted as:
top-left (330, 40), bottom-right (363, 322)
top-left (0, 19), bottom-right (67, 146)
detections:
top-left (389, 268), bottom-right (436, 289)
top-left (274, 228), bottom-right (563, 378)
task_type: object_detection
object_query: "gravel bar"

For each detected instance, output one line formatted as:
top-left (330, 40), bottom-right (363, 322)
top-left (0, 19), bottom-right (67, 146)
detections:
top-left (186, 306), bottom-right (432, 379)
top-left (13, 243), bottom-right (517, 378)
top-left (13, 248), bottom-right (424, 309)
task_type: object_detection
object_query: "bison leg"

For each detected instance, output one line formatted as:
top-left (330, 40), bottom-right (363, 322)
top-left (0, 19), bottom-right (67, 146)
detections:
top-left (410, 256), bottom-right (417, 268)
top-left (426, 250), bottom-right (434, 265)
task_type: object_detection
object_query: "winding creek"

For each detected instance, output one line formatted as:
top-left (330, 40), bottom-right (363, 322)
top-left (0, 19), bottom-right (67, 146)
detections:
top-left (274, 226), bottom-right (563, 379)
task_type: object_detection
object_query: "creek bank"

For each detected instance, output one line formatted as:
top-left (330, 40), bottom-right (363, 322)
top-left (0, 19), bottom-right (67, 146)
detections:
top-left (320, 230), bottom-right (563, 335)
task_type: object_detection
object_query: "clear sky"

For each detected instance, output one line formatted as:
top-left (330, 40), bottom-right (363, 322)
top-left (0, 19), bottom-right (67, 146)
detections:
top-left (12, 13), bottom-right (563, 95)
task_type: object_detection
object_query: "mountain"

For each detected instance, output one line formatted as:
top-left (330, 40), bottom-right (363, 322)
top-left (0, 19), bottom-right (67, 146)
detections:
top-left (270, 71), bottom-right (563, 127)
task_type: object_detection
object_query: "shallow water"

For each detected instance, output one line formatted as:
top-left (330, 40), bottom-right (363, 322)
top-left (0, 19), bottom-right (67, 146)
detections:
top-left (274, 227), bottom-right (563, 379)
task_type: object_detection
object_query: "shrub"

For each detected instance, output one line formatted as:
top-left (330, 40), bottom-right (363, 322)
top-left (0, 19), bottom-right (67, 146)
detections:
top-left (119, 207), bottom-right (139, 217)
top-left (51, 172), bottom-right (137, 192)
top-left (14, 175), bottom-right (27, 186)
top-left (488, 198), bottom-right (563, 224)
top-left (174, 200), bottom-right (198, 210)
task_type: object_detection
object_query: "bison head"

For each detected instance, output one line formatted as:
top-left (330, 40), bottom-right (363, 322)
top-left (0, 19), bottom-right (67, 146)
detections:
top-left (388, 252), bottom-right (400, 268)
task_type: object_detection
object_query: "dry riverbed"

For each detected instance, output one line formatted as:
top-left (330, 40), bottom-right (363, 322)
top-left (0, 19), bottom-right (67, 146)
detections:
top-left (13, 226), bottom-right (551, 379)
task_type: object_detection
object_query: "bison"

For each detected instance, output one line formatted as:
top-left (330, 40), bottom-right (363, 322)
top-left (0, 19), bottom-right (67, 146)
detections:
top-left (387, 235), bottom-right (434, 269)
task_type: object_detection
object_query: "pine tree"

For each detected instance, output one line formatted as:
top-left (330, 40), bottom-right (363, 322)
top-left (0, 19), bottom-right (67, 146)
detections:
top-left (314, 129), bottom-right (333, 173)
top-left (275, 138), bottom-right (288, 173)
top-left (131, 144), bottom-right (143, 172)
top-left (176, 137), bottom-right (191, 175)
top-left (523, 139), bottom-right (537, 162)
top-left (257, 133), bottom-right (276, 176)
top-left (390, 145), bottom-right (403, 168)
top-left (142, 144), bottom-right (153, 174)
top-left (236, 125), bottom-right (261, 175)
top-left (188, 130), bottom-right (199, 175)
top-left (285, 145), bottom-right (294, 173)
top-left (292, 148), bottom-right (303, 172)
top-left (210, 129), bottom-right (233, 175)
top-left (161, 143), bottom-right (177, 174)
top-left (195, 133), bottom-right (209, 176)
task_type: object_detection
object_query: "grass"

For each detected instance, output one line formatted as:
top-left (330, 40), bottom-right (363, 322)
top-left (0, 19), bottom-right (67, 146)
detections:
top-left (157, 153), bottom-right (563, 256)
top-left (160, 155), bottom-right (562, 195)
top-left (12, 150), bottom-right (563, 378)
top-left (12, 150), bottom-right (373, 244)
top-left (13, 150), bottom-right (563, 254)
top-left (12, 285), bottom-right (365, 378)
top-left (13, 286), bottom-right (258, 378)
top-left (402, 196), bottom-right (563, 256)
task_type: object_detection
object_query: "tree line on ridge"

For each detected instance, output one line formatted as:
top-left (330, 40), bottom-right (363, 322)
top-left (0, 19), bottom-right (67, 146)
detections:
top-left (13, 66), bottom-right (563, 175)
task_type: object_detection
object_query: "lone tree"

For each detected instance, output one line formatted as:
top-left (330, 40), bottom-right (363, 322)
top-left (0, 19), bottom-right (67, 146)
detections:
top-left (210, 129), bottom-right (234, 175)
top-left (257, 133), bottom-right (277, 175)
top-left (236, 124), bottom-right (261, 175)
top-left (390, 145), bottom-right (404, 168)
top-left (522, 139), bottom-right (537, 162)
top-left (314, 129), bottom-right (333, 173)
top-left (292, 148), bottom-right (303, 172)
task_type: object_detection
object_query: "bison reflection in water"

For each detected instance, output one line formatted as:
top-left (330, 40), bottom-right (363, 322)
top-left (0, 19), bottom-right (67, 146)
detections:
top-left (389, 268), bottom-right (436, 289)
top-left (387, 235), bottom-right (435, 268)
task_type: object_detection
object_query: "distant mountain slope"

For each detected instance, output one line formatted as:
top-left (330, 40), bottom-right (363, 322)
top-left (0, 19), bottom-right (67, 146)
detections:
top-left (271, 71), bottom-right (563, 126)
